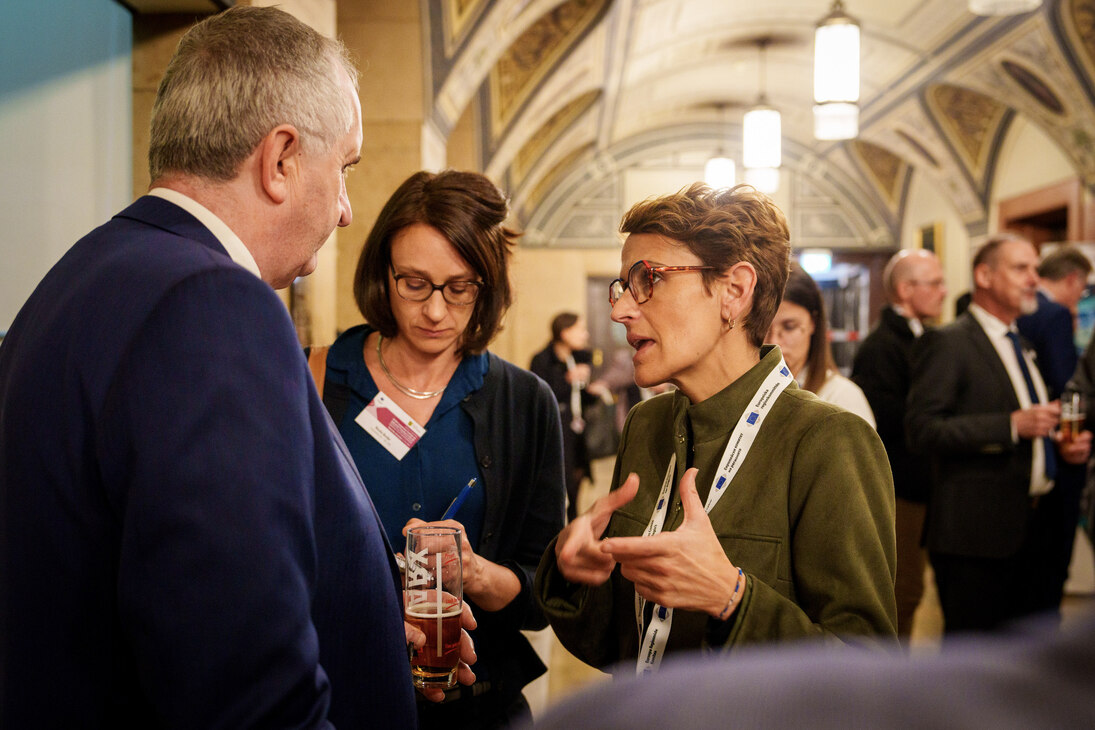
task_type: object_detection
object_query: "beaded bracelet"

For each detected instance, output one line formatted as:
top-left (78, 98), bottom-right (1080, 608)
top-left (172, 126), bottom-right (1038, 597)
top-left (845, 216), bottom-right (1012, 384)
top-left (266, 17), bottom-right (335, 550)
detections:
top-left (717, 568), bottom-right (746, 621)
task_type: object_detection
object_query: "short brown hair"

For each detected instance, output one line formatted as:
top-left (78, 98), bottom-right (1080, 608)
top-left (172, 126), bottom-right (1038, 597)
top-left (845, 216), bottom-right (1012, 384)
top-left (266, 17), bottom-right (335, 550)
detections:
top-left (972, 233), bottom-right (1027, 271)
top-left (354, 170), bottom-right (518, 355)
top-left (620, 183), bottom-right (790, 347)
top-left (1038, 245), bottom-right (1092, 280)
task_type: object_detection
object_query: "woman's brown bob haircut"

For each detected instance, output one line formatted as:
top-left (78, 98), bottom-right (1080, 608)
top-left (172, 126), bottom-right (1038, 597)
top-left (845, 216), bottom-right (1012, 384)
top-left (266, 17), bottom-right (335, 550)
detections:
top-left (620, 183), bottom-right (791, 348)
top-left (354, 170), bottom-right (518, 355)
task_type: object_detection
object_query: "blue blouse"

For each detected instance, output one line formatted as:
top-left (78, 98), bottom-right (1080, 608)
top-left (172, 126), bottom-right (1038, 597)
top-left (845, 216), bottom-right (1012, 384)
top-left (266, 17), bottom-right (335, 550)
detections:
top-left (327, 325), bottom-right (486, 552)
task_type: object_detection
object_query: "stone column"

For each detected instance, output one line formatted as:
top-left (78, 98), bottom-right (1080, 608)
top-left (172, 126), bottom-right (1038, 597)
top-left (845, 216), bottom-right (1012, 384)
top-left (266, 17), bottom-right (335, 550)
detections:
top-left (337, 0), bottom-right (427, 332)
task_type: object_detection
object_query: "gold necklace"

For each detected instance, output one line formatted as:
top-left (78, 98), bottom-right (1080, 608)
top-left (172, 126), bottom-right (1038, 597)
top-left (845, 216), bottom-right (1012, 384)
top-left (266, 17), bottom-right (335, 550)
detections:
top-left (376, 334), bottom-right (446, 400)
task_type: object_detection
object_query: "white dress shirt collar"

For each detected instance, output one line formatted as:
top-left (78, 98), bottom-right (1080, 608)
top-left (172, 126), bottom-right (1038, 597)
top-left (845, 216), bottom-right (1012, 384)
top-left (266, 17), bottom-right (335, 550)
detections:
top-left (147, 187), bottom-right (262, 280)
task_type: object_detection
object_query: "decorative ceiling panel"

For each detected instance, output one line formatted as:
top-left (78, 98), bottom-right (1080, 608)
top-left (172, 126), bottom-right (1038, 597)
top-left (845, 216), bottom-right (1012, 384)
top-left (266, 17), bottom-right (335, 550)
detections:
top-left (512, 90), bottom-right (601, 185)
top-left (952, 15), bottom-right (1095, 185)
top-left (440, 0), bottom-right (489, 58)
top-left (926, 84), bottom-right (1010, 183)
top-left (850, 140), bottom-right (910, 213)
top-left (487, 0), bottom-right (608, 141)
top-left (866, 96), bottom-right (985, 224)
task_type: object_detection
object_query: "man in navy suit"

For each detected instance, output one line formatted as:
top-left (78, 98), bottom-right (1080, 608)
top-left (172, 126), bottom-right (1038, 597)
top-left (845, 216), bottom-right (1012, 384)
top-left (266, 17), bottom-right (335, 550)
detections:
top-left (0, 7), bottom-right (440, 727)
top-left (1016, 244), bottom-right (1091, 397)
top-left (907, 235), bottom-right (1091, 635)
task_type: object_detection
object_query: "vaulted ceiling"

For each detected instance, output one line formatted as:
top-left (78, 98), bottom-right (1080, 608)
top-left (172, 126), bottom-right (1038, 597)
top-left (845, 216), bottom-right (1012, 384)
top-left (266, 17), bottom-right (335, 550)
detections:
top-left (421, 0), bottom-right (1095, 249)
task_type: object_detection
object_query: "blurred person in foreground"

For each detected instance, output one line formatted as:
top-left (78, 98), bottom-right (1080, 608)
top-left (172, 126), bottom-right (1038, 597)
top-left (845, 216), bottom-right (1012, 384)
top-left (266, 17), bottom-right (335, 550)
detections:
top-left (308, 169), bottom-right (565, 729)
top-left (535, 183), bottom-right (897, 677)
top-left (524, 610), bottom-right (1095, 729)
top-left (767, 261), bottom-right (875, 427)
top-left (530, 312), bottom-right (610, 521)
top-left (852, 248), bottom-right (946, 638)
top-left (0, 7), bottom-right (461, 727)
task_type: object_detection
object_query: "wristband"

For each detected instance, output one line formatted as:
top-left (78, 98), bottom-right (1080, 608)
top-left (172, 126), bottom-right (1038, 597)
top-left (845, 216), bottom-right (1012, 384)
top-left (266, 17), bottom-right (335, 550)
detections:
top-left (718, 568), bottom-right (745, 621)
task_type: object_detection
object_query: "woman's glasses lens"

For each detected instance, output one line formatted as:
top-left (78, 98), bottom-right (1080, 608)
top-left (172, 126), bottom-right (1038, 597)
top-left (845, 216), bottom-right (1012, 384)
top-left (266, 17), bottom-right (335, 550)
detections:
top-left (608, 261), bottom-right (654, 306)
top-left (394, 275), bottom-right (480, 306)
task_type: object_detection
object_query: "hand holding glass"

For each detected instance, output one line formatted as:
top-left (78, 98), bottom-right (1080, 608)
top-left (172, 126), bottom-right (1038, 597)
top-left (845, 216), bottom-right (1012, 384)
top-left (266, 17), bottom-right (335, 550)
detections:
top-left (1060, 391), bottom-right (1086, 444)
top-left (405, 526), bottom-right (463, 690)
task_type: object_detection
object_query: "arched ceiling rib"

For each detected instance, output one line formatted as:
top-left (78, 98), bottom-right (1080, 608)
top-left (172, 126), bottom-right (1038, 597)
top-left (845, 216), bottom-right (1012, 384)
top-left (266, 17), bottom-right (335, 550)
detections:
top-left (424, 0), bottom-right (1095, 245)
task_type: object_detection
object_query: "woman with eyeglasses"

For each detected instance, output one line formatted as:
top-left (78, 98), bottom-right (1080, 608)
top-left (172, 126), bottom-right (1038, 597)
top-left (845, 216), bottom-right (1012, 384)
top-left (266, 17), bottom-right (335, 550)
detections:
top-left (536, 183), bottom-right (897, 675)
top-left (766, 262), bottom-right (875, 427)
top-left (312, 170), bottom-right (565, 729)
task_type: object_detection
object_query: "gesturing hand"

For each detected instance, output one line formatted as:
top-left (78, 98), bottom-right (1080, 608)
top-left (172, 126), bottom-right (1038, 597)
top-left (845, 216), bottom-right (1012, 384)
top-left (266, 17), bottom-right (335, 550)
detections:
top-left (601, 468), bottom-right (739, 618)
top-left (555, 474), bottom-right (640, 585)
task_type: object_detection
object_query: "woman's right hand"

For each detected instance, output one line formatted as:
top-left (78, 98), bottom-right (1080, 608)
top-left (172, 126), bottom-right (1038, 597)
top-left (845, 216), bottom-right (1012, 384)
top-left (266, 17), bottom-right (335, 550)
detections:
top-left (555, 474), bottom-right (639, 585)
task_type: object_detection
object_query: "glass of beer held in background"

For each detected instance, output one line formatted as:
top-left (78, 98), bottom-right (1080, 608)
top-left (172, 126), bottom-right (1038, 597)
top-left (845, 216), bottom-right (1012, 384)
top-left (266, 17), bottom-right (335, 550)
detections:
top-left (1060, 390), bottom-right (1086, 444)
top-left (405, 526), bottom-right (463, 689)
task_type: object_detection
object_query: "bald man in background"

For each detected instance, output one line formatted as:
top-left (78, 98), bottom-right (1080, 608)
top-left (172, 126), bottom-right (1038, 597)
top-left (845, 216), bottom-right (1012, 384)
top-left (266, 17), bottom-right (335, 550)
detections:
top-left (852, 249), bottom-right (946, 638)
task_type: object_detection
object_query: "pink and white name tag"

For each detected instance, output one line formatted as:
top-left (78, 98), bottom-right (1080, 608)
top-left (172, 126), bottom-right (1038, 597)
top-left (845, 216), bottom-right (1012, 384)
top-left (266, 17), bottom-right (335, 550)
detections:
top-left (355, 392), bottom-right (426, 460)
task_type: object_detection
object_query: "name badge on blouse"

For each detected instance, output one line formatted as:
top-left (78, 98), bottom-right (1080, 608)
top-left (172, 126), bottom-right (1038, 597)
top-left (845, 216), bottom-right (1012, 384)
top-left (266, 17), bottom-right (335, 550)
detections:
top-left (356, 392), bottom-right (425, 460)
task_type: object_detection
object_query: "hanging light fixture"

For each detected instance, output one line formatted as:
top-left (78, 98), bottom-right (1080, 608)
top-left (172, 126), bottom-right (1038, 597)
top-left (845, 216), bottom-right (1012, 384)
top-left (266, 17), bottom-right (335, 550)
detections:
top-left (814, 0), bottom-right (860, 140)
top-left (968, 0), bottom-right (1041, 15)
top-left (705, 103), bottom-right (736, 189)
top-left (743, 39), bottom-right (780, 194)
top-left (704, 156), bottom-right (736, 189)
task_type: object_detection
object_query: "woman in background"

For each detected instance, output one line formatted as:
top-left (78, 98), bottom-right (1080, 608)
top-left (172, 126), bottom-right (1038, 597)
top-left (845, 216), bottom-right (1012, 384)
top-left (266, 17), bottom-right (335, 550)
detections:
top-left (767, 262), bottom-right (876, 427)
top-left (313, 170), bottom-right (565, 729)
top-left (530, 313), bottom-right (608, 521)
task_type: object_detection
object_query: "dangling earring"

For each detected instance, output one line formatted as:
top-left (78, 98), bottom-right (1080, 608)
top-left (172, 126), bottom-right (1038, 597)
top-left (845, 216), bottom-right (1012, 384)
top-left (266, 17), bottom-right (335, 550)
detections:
top-left (726, 316), bottom-right (736, 331)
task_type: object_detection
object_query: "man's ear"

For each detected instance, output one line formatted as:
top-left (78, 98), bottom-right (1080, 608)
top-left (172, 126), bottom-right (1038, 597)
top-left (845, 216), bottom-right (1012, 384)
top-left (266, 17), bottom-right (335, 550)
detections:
top-left (259, 124), bottom-right (301, 205)
top-left (973, 262), bottom-right (992, 290)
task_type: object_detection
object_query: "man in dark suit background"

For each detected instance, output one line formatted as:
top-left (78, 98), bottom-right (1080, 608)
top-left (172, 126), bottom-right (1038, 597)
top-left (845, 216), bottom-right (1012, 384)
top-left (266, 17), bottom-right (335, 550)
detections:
top-left (907, 235), bottom-right (1091, 635)
top-left (1016, 244), bottom-right (1091, 397)
top-left (1016, 244), bottom-right (1093, 616)
top-left (0, 7), bottom-right (437, 727)
top-left (852, 249), bottom-right (945, 639)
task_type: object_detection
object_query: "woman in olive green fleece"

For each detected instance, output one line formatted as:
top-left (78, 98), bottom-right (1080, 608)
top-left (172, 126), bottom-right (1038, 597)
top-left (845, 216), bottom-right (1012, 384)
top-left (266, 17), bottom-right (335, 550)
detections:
top-left (535, 183), bottom-right (897, 675)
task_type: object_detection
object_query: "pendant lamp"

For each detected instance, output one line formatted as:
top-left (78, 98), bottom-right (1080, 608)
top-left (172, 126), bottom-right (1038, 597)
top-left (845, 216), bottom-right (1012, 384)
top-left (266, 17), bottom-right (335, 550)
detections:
top-left (704, 104), bottom-right (736, 189)
top-left (813, 0), bottom-right (859, 140)
top-left (968, 0), bottom-right (1041, 14)
top-left (743, 39), bottom-right (780, 194)
top-left (704, 156), bottom-right (736, 189)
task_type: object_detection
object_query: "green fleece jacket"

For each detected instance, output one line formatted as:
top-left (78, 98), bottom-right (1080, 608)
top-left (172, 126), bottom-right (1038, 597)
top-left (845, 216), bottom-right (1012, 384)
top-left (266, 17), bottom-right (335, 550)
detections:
top-left (536, 346), bottom-right (898, 672)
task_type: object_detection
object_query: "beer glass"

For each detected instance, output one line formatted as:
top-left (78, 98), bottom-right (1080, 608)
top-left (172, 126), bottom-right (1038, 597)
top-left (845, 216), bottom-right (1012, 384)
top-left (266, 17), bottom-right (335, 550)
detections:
top-left (404, 526), bottom-right (463, 690)
top-left (1060, 390), bottom-right (1086, 444)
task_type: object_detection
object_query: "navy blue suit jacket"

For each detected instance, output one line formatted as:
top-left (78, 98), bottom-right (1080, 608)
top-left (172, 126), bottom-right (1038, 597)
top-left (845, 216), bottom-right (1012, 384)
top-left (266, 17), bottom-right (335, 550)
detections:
top-left (0, 196), bottom-right (416, 728)
top-left (1017, 291), bottom-right (1076, 398)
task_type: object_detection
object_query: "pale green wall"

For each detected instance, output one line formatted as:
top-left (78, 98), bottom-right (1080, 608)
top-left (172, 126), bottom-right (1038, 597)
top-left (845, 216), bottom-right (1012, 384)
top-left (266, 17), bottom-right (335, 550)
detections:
top-left (0, 0), bottom-right (132, 332)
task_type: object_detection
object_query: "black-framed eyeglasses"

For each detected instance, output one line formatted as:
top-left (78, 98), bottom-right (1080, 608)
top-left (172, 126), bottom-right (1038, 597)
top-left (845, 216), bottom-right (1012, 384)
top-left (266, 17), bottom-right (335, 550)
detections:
top-left (391, 269), bottom-right (483, 306)
top-left (608, 259), bottom-right (714, 306)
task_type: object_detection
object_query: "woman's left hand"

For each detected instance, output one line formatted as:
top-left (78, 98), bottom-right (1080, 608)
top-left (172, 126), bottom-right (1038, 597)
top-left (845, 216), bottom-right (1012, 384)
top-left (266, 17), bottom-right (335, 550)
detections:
top-left (403, 518), bottom-right (521, 611)
top-left (600, 468), bottom-right (740, 619)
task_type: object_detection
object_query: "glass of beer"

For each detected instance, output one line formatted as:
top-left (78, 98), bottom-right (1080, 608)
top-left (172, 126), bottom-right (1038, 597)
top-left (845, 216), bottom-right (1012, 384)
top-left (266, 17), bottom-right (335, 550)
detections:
top-left (404, 526), bottom-right (463, 690)
top-left (1060, 390), bottom-right (1086, 444)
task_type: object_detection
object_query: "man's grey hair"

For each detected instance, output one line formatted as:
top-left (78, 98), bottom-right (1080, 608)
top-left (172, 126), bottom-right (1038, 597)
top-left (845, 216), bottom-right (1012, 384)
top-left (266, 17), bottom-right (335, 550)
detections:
top-left (149, 6), bottom-right (358, 183)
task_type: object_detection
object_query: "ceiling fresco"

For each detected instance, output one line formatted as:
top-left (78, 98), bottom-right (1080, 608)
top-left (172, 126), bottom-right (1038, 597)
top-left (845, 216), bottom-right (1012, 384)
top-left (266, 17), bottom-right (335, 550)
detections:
top-left (421, 0), bottom-right (1095, 248)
